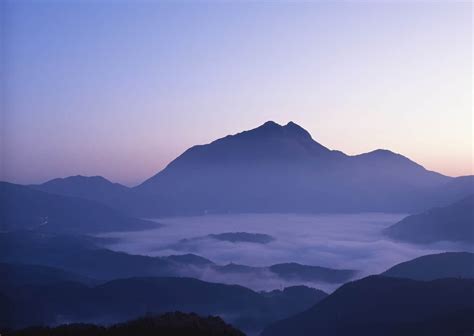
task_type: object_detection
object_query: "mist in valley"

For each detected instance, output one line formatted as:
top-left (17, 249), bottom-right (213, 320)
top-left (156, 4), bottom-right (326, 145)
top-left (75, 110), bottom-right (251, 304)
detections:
top-left (99, 213), bottom-right (471, 291)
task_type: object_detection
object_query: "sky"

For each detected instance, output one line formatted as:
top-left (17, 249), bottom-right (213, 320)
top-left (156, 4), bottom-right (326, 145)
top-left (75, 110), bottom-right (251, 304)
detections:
top-left (1, 1), bottom-right (472, 186)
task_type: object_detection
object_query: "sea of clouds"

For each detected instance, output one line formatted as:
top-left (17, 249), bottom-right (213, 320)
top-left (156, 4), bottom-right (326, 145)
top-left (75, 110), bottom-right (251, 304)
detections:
top-left (100, 213), bottom-right (472, 292)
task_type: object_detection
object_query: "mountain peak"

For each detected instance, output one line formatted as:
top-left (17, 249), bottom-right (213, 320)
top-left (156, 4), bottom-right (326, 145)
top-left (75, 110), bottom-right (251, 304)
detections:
top-left (354, 149), bottom-right (424, 166)
top-left (44, 175), bottom-right (113, 186)
top-left (368, 149), bottom-right (397, 156)
top-left (33, 175), bottom-right (129, 204)
top-left (284, 121), bottom-right (312, 139)
top-left (250, 121), bottom-right (313, 141)
top-left (253, 120), bottom-right (283, 134)
top-left (262, 120), bottom-right (281, 127)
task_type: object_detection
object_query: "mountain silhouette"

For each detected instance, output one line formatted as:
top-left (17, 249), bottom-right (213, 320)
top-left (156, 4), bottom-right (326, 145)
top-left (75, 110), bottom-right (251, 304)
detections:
top-left (0, 232), bottom-right (193, 281)
top-left (31, 175), bottom-right (132, 211)
top-left (0, 182), bottom-right (156, 234)
top-left (1, 276), bottom-right (327, 333)
top-left (423, 175), bottom-right (474, 208)
top-left (382, 252), bottom-right (474, 281)
top-left (261, 276), bottom-right (474, 336)
top-left (132, 121), bottom-right (454, 216)
top-left (29, 122), bottom-right (473, 216)
top-left (384, 195), bottom-right (474, 244)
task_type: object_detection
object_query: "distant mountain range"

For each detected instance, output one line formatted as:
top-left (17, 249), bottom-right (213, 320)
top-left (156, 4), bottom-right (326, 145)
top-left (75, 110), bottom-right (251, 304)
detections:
top-left (0, 182), bottom-right (157, 234)
top-left (30, 175), bottom-right (131, 211)
top-left (384, 195), bottom-right (474, 244)
top-left (29, 121), bottom-right (473, 216)
top-left (261, 276), bottom-right (474, 336)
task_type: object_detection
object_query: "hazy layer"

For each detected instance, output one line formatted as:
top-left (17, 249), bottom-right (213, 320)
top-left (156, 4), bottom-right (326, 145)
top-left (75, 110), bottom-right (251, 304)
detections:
top-left (100, 213), bottom-right (470, 291)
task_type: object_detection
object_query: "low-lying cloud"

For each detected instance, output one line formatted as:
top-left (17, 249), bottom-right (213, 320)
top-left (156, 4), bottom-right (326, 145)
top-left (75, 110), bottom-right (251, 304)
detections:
top-left (99, 213), bottom-right (473, 292)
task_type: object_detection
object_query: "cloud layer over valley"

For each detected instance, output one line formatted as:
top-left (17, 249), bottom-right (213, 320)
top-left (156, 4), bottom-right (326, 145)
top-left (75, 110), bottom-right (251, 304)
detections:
top-left (99, 213), bottom-right (472, 291)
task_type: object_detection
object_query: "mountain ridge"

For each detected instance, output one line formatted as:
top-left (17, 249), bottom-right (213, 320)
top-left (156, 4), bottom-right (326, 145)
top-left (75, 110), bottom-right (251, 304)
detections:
top-left (1, 274), bottom-right (327, 333)
top-left (0, 182), bottom-right (156, 234)
top-left (384, 195), bottom-right (474, 244)
top-left (23, 121), bottom-right (472, 216)
top-left (133, 121), bottom-right (452, 215)
top-left (381, 252), bottom-right (474, 281)
top-left (261, 276), bottom-right (474, 336)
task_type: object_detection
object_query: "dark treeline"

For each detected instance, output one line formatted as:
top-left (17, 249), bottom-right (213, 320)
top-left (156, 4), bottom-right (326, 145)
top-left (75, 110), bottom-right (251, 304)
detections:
top-left (5, 312), bottom-right (245, 336)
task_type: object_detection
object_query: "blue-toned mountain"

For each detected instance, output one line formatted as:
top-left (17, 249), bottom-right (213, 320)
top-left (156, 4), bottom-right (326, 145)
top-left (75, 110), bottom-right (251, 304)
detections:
top-left (134, 121), bottom-right (452, 215)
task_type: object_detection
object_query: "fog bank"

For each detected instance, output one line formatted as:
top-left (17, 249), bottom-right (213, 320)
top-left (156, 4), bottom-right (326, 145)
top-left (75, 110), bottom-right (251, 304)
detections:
top-left (100, 213), bottom-right (471, 291)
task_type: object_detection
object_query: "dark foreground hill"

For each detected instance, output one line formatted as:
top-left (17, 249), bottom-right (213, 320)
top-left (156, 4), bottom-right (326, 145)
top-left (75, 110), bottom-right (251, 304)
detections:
top-left (1, 276), bottom-right (326, 333)
top-left (381, 252), bottom-right (474, 281)
top-left (261, 276), bottom-right (474, 336)
top-left (384, 195), bottom-right (474, 244)
top-left (6, 312), bottom-right (245, 336)
top-left (0, 182), bottom-right (156, 234)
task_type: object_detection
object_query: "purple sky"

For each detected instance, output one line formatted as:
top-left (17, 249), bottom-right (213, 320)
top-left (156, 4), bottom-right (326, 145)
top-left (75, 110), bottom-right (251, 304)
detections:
top-left (2, 1), bottom-right (472, 186)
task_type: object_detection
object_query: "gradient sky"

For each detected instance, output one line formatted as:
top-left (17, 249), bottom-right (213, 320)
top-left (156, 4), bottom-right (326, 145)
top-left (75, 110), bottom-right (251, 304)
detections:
top-left (1, 1), bottom-right (472, 186)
